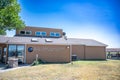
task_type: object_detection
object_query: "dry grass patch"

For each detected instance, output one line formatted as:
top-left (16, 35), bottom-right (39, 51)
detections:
top-left (0, 60), bottom-right (120, 80)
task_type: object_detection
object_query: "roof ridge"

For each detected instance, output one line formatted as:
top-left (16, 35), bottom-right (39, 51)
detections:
top-left (107, 48), bottom-right (120, 49)
top-left (26, 26), bottom-right (62, 30)
top-left (68, 38), bottom-right (93, 40)
top-left (91, 39), bottom-right (108, 46)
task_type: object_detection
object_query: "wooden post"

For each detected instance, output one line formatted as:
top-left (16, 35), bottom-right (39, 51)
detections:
top-left (36, 54), bottom-right (38, 61)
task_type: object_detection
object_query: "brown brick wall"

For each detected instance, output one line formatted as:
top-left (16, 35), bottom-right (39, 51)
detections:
top-left (85, 46), bottom-right (106, 59)
top-left (16, 26), bottom-right (63, 37)
top-left (72, 45), bottom-right (106, 60)
top-left (26, 44), bottom-right (70, 64)
top-left (72, 45), bottom-right (85, 59)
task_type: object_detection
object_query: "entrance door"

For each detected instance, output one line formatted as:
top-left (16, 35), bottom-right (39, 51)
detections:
top-left (17, 45), bottom-right (25, 63)
top-left (8, 45), bottom-right (25, 63)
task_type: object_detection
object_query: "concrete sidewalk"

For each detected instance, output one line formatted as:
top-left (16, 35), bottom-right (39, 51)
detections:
top-left (0, 63), bottom-right (30, 73)
top-left (0, 63), bottom-right (6, 70)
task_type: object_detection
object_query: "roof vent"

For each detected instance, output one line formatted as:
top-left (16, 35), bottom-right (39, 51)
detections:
top-left (45, 39), bottom-right (53, 42)
top-left (31, 38), bottom-right (38, 42)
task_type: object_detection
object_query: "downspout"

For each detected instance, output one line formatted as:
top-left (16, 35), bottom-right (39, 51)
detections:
top-left (70, 44), bottom-right (72, 62)
top-left (24, 43), bottom-right (27, 63)
top-left (5, 40), bottom-right (9, 64)
top-left (84, 45), bottom-right (86, 60)
top-left (105, 46), bottom-right (107, 60)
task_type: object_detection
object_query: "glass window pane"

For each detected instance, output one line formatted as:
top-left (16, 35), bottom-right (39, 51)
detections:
top-left (42, 32), bottom-right (46, 36)
top-left (50, 32), bottom-right (54, 37)
top-left (20, 31), bottom-right (25, 35)
top-left (28, 47), bottom-right (33, 52)
top-left (36, 32), bottom-right (41, 36)
top-left (4, 48), bottom-right (7, 55)
top-left (17, 45), bottom-right (25, 56)
top-left (26, 31), bottom-right (31, 35)
top-left (56, 33), bottom-right (60, 37)
top-left (17, 45), bottom-right (25, 63)
top-left (8, 45), bottom-right (17, 57)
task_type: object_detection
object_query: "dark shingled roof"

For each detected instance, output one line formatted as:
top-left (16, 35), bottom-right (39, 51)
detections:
top-left (0, 36), bottom-right (107, 46)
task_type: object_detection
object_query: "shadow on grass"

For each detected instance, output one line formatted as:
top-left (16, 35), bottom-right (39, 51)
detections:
top-left (33, 59), bottom-right (108, 65)
top-left (36, 62), bottom-right (69, 65)
top-left (0, 63), bottom-right (8, 70)
top-left (78, 59), bottom-right (107, 61)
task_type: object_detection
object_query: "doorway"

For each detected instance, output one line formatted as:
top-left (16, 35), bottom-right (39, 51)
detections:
top-left (8, 44), bottom-right (25, 63)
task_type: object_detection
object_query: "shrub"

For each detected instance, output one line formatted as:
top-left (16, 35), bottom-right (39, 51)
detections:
top-left (31, 59), bottom-right (44, 66)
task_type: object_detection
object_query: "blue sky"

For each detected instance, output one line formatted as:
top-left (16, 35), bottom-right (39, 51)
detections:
top-left (7, 0), bottom-right (120, 48)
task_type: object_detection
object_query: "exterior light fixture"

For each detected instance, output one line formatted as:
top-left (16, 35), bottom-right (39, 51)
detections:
top-left (67, 46), bottom-right (70, 49)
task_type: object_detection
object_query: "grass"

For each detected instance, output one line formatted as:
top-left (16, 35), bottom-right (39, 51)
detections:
top-left (0, 60), bottom-right (120, 80)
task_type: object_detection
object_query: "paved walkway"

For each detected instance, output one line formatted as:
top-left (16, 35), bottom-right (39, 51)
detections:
top-left (0, 63), bottom-right (30, 73)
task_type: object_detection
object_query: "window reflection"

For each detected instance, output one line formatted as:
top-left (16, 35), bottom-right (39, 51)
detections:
top-left (8, 45), bottom-right (25, 63)
top-left (8, 45), bottom-right (16, 57)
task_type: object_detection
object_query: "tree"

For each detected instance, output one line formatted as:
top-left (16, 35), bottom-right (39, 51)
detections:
top-left (63, 32), bottom-right (66, 36)
top-left (63, 32), bottom-right (67, 40)
top-left (0, 0), bottom-right (25, 35)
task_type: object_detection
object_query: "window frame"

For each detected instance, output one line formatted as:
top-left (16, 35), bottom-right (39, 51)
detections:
top-left (19, 30), bottom-right (26, 35)
top-left (26, 30), bottom-right (32, 35)
top-left (8, 44), bottom-right (25, 63)
top-left (55, 32), bottom-right (61, 37)
top-left (35, 31), bottom-right (41, 36)
top-left (50, 32), bottom-right (55, 37)
top-left (19, 30), bottom-right (32, 35)
top-left (50, 32), bottom-right (61, 37)
top-left (35, 31), bottom-right (47, 36)
top-left (41, 32), bottom-right (47, 36)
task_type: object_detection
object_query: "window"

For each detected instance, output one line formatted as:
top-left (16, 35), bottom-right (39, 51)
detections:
top-left (8, 45), bottom-right (16, 57)
top-left (28, 47), bottom-right (33, 52)
top-left (20, 31), bottom-right (25, 35)
top-left (17, 45), bottom-right (25, 62)
top-left (35, 32), bottom-right (41, 36)
top-left (20, 30), bottom-right (32, 35)
top-left (50, 32), bottom-right (54, 37)
top-left (41, 32), bottom-right (47, 36)
top-left (35, 31), bottom-right (47, 36)
top-left (17, 45), bottom-right (25, 56)
top-left (26, 31), bottom-right (32, 35)
top-left (8, 45), bottom-right (25, 63)
top-left (50, 32), bottom-right (60, 37)
top-left (56, 32), bottom-right (60, 37)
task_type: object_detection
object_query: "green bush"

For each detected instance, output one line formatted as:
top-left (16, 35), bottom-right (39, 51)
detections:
top-left (31, 59), bottom-right (44, 66)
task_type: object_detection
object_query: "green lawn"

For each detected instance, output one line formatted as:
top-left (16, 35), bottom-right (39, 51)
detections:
top-left (0, 60), bottom-right (120, 80)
